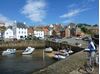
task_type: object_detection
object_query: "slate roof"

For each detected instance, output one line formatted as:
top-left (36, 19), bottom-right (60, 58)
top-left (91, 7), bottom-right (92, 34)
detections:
top-left (67, 23), bottom-right (76, 28)
top-left (34, 27), bottom-right (43, 31)
top-left (16, 22), bottom-right (27, 28)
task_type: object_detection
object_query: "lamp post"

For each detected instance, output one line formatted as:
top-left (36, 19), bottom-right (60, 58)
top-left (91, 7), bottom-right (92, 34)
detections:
top-left (68, 26), bottom-right (71, 38)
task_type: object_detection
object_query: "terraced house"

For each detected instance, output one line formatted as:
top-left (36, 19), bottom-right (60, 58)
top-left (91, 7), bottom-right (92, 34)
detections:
top-left (12, 22), bottom-right (28, 40)
top-left (34, 27), bottom-right (44, 39)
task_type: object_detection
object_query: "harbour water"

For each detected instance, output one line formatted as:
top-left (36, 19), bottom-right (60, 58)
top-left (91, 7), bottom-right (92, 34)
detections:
top-left (0, 49), bottom-right (56, 74)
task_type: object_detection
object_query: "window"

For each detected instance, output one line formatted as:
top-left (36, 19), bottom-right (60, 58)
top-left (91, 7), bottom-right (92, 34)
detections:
top-left (20, 36), bottom-right (23, 38)
top-left (6, 32), bottom-right (8, 34)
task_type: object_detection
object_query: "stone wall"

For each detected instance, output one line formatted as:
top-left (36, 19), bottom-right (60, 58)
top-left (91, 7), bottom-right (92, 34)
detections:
top-left (33, 51), bottom-right (87, 74)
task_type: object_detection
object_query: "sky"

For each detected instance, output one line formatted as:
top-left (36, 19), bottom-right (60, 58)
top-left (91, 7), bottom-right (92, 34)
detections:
top-left (0, 0), bottom-right (99, 26)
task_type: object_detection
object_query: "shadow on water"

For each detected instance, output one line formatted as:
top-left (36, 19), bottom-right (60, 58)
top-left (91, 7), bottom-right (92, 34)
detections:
top-left (0, 49), bottom-right (56, 74)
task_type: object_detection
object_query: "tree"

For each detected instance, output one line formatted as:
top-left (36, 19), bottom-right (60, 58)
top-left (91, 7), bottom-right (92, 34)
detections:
top-left (77, 23), bottom-right (91, 28)
top-left (81, 27), bottom-right (88, 33)
top-left (93, 24), bottom-right (98, 27)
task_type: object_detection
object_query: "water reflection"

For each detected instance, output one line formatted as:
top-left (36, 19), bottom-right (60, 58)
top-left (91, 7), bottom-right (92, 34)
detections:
top-left (0, 50), bottom-right (55, 74)
top-left (22, 55), bottom-right (33, 59)
top-left (2, 54), bottom-right (16, 57)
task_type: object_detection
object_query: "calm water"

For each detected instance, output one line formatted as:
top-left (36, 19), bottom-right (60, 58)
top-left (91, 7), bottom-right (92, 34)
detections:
top-left (0, 49), bottom-right (56, 74)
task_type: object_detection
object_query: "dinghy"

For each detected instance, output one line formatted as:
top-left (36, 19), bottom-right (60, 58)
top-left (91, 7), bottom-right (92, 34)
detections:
top-left (53, 51), bottom-right (69, 60)
top-left (55, 50), bottom-right (69, 56)
top-left (53, 54), bottom-right (66, 60)
top-left (22, 47), bottom-right (35, 55)
top-left (68, 50), bottom-right (73, 54)
top-left (2, 49), bottom-right (16, 55)
top-left (44, 47), bottom-right (53, 52)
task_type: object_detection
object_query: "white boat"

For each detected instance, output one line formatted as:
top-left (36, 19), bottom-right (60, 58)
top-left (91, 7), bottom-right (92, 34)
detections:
top-left (53, 50), bottom-right (69, 60)
top-left (2, 49), bottom-right (16, 55)
top-left (84, 48), bottom-right (90, 52)
top-left (58, 51), bottom-right (69, 56)
top-left (53, 54), bottom-right (66, 60)
top-left (22, 47), bottom-right (35, 55)
top-left (44, 47), bottom-right (53, 52)
top-left (68, 50), bottom-right (73, 54)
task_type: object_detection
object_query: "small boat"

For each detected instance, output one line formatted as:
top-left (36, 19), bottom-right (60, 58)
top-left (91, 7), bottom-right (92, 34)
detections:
top-left (84, 48), bottom-right (90, 52)
top-left (22, 47), bottom-right (35, 55)
top-left (44, 47), bottom-right (53, 52)
top-left (56, 51), bottom-right (69, 56)
top-left (2, 49), bottom-right (16, 55)
top-left (53, 54), bottom-right (66, 60)
top-left (53, 50), bottom-right (69, 60)
top-left (68, 50), bottom-right (73, 54)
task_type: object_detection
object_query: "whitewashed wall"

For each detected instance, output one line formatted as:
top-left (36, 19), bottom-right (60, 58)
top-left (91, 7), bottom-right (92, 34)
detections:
top-left (4, 29), bottom-right (14, 39)
top-left (34, 31), bottom-right (44, 38)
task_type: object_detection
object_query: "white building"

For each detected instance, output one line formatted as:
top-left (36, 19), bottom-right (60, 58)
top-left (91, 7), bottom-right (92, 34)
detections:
top-left (13, 22), bottom-right (28, 40)
top-left (4, 28), bottom-right (14, 39)
top-left (48, 24), bottom-right (54, 36)
top-left (34, 27), bottom-right (44, 39)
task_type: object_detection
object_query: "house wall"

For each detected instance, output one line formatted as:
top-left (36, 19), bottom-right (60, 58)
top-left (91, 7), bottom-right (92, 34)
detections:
top-left (34, 31), bottom-right (44, 38)
top-left (65, 28), bottom-right (70, 37)
top-left (4, 29), bottom-right (14, 39)
top-left (0, 33), bottom-right (1, 38)
top-left (28, 27), bottom-right (34, 36)
top-left (60, 31), bottom-right (65, 38)
top-left (16, 28), bottom-right (27, 39)
top-left (49, 30), bottom-right (53, 36)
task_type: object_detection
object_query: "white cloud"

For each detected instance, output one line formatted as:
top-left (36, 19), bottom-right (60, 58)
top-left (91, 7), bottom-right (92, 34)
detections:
top-left (22, 0), bottom-right (47, 23)
top-left (67, 4), bottom-right (77, 8)
top-left (0, 14), bottom-right (13, 26)
top-left (60, 8), bottom-right (89, 18)
top-left (60, 0), bottom-right (95, 24)
top-left (62, 19), bottom-right (74, 24)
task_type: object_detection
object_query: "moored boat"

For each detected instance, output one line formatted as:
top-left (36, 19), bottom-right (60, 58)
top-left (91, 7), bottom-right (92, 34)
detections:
top-left (53, 54), bottom-right (66, 60)
top-left (44, 47), bottom-right (53, 52)
top-left (22, 47), bottom-right (35, 55)
top-left (2, 49), bottom-right (16, 55)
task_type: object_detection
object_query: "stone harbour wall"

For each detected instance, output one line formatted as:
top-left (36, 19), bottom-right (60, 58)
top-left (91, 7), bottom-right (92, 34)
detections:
top-left (33, 51), bottom-right (87, 74)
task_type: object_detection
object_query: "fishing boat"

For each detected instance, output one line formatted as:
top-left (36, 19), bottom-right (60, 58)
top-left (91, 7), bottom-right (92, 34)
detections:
top-left (22, 47), bottom-right (35, 55)
top-left (2, 49), bottom-right (16, 55)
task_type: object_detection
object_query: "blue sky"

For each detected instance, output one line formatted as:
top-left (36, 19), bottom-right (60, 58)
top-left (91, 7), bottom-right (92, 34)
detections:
top-left (0, 0), bottom-right (99, 26)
